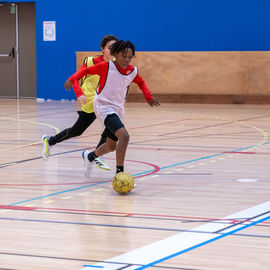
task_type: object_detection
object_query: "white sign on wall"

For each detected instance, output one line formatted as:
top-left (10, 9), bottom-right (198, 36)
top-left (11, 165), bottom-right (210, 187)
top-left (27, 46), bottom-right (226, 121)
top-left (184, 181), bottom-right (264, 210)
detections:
top-left (43, 21), bottom-right (56, 41)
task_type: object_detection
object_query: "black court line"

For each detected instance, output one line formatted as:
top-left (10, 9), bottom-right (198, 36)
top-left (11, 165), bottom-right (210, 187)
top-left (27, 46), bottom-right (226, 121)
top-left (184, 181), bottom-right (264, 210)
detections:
top-left (214, 211), bottom-right (270, 234)
top-left (0, 148), bottom-right (89, 169)
top-left (0, 216), bottom-right (269, 239)
top-left (0, 107), bottom-right (75, 122)
top-left (1, 206), bottom-right (270, 229)
top-left (159, 113), bottom-right (270, 136)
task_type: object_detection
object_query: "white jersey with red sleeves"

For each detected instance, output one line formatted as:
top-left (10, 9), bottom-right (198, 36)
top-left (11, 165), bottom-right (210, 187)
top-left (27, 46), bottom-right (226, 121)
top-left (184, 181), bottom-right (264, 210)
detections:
top-left (94, 61), bottom-right (138, 122)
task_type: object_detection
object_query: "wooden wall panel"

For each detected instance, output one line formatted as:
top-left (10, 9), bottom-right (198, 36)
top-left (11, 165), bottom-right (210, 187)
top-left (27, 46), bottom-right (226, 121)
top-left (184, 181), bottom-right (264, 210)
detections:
top-left (76, 51), bottom-right (270, 104)
top-left (248, 52), bottom-right (270, 95)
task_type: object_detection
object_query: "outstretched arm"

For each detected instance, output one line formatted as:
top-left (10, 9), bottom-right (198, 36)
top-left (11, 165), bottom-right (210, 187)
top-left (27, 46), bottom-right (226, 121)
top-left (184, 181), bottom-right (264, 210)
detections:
top-left (148, 96), bottom-right (160, 106)
top-left (64, 63), bottom-right (87, 91)
top-left (63, 79), bottom-right (87, 104)
top-left (133, 74), bottom-right (160, 106)
top-left (64, 62), bottom-right (108, 89)
top-left (64, 79), bottom-right (73, 90)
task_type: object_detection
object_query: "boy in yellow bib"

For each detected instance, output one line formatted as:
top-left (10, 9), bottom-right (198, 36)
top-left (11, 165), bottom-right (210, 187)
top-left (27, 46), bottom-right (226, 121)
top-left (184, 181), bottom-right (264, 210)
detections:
top-left (42, 35), bottom-right (118, 171)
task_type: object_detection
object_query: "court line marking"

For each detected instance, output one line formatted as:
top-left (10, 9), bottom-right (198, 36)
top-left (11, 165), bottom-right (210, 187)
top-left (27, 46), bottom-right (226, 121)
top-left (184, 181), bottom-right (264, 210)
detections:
top-left (1, 159), bottom-right (159, 187)
top-left (81, 201), bottom-right (270, 270)
top-left (7, 162), bottom-right (159, 206)
top-left (0, 117), bottom-right (189, 154)
top-left (0, 212), bottom-right (269, 240)
top-left (1, 204), bottom-right (270, 230)
top-left (5, 142), bottom-right (269, 206)
top-left (0, 116), bottom-right (60, 152)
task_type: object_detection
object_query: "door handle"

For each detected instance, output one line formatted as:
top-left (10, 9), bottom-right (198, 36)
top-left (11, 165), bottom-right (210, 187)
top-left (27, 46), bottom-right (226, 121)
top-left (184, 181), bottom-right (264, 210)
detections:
top-left (9, 47), bottom-right (15, 58)
top-left (0, 47), bottom-right (15, 58)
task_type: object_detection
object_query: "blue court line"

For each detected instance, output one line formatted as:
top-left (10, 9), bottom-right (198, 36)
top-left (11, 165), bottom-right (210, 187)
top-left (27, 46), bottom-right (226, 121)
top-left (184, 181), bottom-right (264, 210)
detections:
top-left (9, 181), bottom-right (107, 206)
top-left (159, 143), bottom-right (269, 171)
top-left (135, 214), bottom-right (270, 269)
top-left (134, 145), bottom-right (259, 175)
top-left (8, 141), bottom-right (270, 206)
top-left (82, 265), bottom-right (103, 268)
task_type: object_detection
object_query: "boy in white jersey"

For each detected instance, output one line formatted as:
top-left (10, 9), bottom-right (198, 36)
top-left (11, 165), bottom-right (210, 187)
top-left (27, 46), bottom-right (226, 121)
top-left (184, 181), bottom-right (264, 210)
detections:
top-left (65, 40), bottom-right (160, 177)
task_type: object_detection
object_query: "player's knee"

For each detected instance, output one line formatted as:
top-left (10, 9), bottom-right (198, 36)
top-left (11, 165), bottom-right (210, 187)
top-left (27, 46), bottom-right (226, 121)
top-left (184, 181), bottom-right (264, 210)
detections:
top-left (119, 131), bottom-right (130, 144)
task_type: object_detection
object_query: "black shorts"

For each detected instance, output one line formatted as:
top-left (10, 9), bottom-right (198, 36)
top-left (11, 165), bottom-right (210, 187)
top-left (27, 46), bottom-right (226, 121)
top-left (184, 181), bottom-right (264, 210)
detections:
top-left (103, 113), bottom-right (124, 142)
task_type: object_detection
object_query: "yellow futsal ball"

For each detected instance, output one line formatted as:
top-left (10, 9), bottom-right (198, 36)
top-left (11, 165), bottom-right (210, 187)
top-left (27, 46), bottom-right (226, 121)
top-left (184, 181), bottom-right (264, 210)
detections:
top-left (112, 172), bottom-right (134, 194)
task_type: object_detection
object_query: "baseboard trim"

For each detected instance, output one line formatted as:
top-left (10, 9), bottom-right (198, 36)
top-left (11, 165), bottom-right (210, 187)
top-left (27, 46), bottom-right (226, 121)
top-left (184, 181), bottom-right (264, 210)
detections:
top-left (126, 94), bottom-right (270, 104)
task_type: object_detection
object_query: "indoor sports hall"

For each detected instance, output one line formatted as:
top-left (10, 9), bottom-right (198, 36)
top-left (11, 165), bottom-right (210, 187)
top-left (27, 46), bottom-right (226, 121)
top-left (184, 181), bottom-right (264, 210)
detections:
top-left (0, 1), bottom-right (269, 269)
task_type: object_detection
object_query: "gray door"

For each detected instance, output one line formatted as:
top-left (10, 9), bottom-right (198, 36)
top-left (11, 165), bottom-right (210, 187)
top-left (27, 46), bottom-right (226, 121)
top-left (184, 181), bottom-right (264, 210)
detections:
top-left (0, 3), bottom-right (17, 98)
top-left (18, 3), bottom-right (36, 98)
top-left (0, 2), bottom-right (36, 98)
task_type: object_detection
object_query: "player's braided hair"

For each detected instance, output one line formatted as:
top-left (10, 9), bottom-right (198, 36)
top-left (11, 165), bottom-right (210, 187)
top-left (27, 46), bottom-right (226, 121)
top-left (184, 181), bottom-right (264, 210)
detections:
top-left (110, 40), bottom-right (135, 56)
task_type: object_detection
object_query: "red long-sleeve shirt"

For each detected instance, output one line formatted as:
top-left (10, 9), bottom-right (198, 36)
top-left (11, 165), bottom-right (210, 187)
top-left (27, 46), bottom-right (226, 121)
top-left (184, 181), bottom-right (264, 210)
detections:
top-left (71, 55), bottom-right (104, 98)
top-left (69, 61), bottom-right (153, 102)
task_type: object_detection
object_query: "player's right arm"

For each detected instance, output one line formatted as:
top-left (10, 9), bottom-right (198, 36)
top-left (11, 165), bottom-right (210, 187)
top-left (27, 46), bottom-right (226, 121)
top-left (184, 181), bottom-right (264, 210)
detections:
top-left (65, 62), bottom-right (87, 92)
top-left (64, 62), bottom-right (108, 90)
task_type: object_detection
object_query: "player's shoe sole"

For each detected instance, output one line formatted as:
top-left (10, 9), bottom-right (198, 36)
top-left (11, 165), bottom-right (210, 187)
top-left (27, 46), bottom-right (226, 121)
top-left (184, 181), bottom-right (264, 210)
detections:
top-left (82, 150), bottom-right (94, 177)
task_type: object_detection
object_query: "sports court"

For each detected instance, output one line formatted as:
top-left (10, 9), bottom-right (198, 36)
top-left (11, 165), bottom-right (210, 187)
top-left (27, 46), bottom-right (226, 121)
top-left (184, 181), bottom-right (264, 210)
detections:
top-left (1, 0), bottom-right (270, 269)
top-left (0, 100), bottom-right (269, 269)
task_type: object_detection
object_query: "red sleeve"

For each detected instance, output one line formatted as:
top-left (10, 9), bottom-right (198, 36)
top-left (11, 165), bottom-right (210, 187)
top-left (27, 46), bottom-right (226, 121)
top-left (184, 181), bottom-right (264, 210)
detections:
top-left (93, 55), bottom-right (104, 64)
top-left (69, 62), bottom-right (108, 84)
top-left (80, 63), bottom-right (87, 69)
top-left (133, 74), bottom-right (153, 102)
top-left (72, 80), bottom-right (84, 98)
top-left (65, 62), bottom-right (87, 98)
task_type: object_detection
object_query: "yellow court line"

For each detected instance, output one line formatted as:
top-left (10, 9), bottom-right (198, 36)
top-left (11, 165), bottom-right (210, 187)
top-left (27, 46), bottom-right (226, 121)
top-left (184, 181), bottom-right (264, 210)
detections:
top-left (62, 196), bottom-right (72, 200)
top-left (78, 192), bottom-right (89, 196)
top-left (192, 113), bottom-right (268, 148)
top-left (0, 116), bottom-right (60, 152)
top-left (43, 200), bottom-right (54, 204)
top-left (0, 210), bottom-right (11, 213)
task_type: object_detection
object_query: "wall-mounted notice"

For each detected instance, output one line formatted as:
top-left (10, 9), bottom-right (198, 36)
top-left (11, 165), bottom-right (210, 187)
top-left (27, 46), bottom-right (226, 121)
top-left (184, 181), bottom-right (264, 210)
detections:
top-left (43, 21), bottom-right (56, 41)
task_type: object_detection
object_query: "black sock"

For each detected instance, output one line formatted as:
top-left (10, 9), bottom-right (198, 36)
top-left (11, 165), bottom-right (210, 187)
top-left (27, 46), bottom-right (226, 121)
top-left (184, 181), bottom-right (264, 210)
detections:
top-left (88, 151), bottom-right (97, 162)
top-left (116, 165), bottom-right (124, 174)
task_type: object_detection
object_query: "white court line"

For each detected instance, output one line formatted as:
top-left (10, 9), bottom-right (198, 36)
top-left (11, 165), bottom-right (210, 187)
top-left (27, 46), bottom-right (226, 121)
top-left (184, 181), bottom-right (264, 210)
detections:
top-left (81, 201), bottom-right (270, 270)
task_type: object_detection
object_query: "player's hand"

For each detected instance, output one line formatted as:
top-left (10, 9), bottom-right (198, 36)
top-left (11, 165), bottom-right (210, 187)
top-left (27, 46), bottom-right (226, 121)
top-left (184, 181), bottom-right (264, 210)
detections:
top-left (148, 97), bottom-right (160, 107)
top-left (78, 95), bottom-right (87, 105)
top-left (64, 79), bottom-right (72, 90)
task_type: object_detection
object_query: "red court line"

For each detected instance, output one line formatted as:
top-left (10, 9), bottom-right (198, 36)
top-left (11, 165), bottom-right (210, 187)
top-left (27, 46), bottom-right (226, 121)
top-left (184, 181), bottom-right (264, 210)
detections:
top-left (0, 205), bottom-right (37, 211)
top-left (1, 204), bottom-right (269, 225)
top-left (0, 159), bottom-right (160, 187)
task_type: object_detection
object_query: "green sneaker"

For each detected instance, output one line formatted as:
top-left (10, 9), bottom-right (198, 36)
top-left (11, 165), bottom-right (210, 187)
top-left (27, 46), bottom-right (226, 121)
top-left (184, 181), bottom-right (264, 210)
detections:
top-left (93, 156), bottom-right (110, 171)
top-left (42, 135), bottom-right (52, 160)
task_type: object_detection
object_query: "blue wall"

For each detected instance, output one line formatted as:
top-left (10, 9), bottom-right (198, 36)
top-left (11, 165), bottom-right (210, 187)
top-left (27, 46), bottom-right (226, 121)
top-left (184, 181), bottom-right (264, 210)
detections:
top-left (3, 0), bottom-right (270, 100)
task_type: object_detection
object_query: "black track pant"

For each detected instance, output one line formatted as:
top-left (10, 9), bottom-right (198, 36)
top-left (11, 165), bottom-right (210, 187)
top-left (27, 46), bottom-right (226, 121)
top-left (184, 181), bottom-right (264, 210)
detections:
top-left (48, 111), bottom-right (106, 148)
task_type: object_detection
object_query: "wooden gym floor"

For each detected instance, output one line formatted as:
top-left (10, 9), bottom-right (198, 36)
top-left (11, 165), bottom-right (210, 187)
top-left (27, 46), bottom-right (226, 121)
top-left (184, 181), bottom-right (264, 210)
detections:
top-left (0, 99), bottom-right (269, 270)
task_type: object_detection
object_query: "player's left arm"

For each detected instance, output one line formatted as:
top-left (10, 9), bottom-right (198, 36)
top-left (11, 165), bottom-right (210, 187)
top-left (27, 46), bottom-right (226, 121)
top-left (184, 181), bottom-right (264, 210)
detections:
top-left (133, 74), bottom-right (160, 107)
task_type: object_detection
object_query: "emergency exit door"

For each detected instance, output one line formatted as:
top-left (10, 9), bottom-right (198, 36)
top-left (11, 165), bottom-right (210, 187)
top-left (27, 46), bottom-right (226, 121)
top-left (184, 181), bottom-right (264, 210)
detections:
top-left (0, 3), bottom-right (16, 97)
top-left (0, 2), bottom-right (36, 98)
